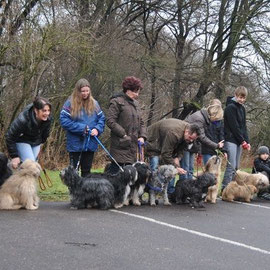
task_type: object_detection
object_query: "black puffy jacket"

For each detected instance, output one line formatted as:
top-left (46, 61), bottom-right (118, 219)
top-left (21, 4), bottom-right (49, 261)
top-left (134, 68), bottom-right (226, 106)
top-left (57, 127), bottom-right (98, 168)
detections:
top-left (224, 97), bottom-right (249, 145)
top-left (5, 104), bottom-right (52, 158)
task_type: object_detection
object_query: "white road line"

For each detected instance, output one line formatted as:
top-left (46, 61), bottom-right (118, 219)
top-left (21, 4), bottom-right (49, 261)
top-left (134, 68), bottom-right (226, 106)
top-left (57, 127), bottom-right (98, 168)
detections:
top-left (217, 198), bottom-right (270, 209)
top-left (110, 209), bottom-right (270, 255)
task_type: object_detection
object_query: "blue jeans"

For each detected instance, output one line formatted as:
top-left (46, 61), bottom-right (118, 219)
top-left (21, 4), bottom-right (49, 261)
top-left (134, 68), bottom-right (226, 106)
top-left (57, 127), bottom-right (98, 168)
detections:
top-left (180, 151), bottom-right (195, 180)
top-left (149, 156), bottom-right (176, 194)
top-left (202, 154), bottom-right (212, 165)
top-left (16, 143), bottom-right (40, 162)
top-left (222, 141), bottom-right (242, 188)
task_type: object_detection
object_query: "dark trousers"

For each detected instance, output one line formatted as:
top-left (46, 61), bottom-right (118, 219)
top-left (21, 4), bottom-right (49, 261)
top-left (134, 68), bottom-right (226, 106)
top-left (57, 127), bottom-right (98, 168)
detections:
top-left (107, 162), bottom-right (131, 174)
top-left (69, 151), bottom-right (94, 177)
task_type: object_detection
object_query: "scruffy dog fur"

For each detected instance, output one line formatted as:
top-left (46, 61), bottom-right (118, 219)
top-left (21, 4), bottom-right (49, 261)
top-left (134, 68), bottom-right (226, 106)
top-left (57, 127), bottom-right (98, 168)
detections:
top-left (100, 165), bottom-right (138, 208)
top-left (62, 165), bottom-right (138, 209)
top-left (174, 172), bottom-right (217, 208)
top-left (60, 166), bottom-right (115, 210)
top-left (129, 162), bottom-right (152, 206)
top-left (233, 170), bottom-right (269, 191)
top-left (146, 165), bottom-right (178, 206)
top-left (0, 159), bottom-right (41, 210)
top-left (204, 155), bottom-right (222, 203)
top-left (222, 181), bottom-right (257, 202)
top-left (0, 152), bottom-right (12, 187)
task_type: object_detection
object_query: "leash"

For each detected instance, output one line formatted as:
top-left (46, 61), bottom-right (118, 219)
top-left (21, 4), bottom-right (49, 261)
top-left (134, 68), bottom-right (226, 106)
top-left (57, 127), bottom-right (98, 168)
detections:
top-left (38, 151), bottom-right (53, 191)
top-left (75, 133), bottom-right (90, 171)
top-left (137, 141), bottom-right (145, 162)
top-left (93, 134), bottom-right (124, 172)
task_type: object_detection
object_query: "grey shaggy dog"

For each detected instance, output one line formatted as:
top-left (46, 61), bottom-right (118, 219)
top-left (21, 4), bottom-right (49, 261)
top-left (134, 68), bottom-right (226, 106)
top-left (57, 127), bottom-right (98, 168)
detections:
top-left (0, 152), bottom-right (12, 187)
top-left (60, 166), bottom-right (115, 210)
top-left (173, 172), bottom-right (217, 208)
top-left (146, 165), bottom-right (178, 206)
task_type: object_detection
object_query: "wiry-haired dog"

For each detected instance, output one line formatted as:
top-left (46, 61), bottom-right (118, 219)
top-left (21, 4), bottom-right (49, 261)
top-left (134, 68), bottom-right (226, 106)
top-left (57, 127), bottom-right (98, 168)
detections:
top-left (204, 155), bottom-right (222, 203)
top-left (60, 166), bottom-right (115, 210)
top-left (0, 152), bottom-right (12, 187)
top-left (146, 165), bottom-right (178, 206)
top-left (0, 159), bottom-right (41, 210)
top-left (61, 165), bottom-right (138, 209)
top-left (103, 165), bottom-right (138, 208)
top-left (173, 172), bottom-right (216, 208)
top-left (222, 181), bottom-right (257, 202)
top-left (233, 170), bottom-right (269, 191)
top-left (129, 162), bottom-right (152, 206)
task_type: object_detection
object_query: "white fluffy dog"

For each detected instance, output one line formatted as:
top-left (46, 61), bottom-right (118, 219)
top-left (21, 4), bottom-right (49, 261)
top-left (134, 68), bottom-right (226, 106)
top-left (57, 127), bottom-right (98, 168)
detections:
top-left (0, 159), bottom-right (41, 210)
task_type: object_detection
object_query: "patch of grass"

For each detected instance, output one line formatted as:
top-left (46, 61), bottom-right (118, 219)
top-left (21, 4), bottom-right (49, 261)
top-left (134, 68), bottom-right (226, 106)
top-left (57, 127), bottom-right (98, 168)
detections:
top-left (38, 168), bottom-right (104, 201)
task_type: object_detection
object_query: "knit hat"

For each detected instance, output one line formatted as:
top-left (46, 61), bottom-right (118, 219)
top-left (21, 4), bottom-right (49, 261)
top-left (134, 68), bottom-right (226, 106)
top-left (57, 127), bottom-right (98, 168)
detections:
top-left (258, 146), bottom-right (269, 155)
top-left (207, 103), bottom-right (224, 121)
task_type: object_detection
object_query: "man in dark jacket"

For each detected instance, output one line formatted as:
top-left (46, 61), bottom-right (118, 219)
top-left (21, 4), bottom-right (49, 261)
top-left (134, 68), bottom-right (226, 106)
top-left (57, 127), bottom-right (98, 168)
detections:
top-left (145, 118), bottom-right (200, 193)
top-left (222, 86), bottom-right (250, 190)
top-left (106, 76), bottom-right (147, 173)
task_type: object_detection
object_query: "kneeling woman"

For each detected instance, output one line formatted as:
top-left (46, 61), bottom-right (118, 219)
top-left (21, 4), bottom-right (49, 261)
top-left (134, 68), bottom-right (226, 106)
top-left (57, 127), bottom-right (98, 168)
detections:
top-left (60, 78), bottom-right (105, 177)
top-left (6, 97), bottom-right (52, 169)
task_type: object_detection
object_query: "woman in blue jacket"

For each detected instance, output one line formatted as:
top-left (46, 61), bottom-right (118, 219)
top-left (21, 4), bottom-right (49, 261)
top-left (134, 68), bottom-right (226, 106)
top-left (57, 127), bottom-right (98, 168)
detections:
top-left (60, 78), bottom-right (105, 177)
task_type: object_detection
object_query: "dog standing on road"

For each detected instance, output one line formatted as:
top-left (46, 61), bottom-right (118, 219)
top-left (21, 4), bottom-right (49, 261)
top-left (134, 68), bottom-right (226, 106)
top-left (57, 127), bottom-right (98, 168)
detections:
top-left (146, 165), bottom-right (178, 206)
top-left (0, 152), bottom-right (12, 187)
top-left (204, 155), bottom-right (222, 204)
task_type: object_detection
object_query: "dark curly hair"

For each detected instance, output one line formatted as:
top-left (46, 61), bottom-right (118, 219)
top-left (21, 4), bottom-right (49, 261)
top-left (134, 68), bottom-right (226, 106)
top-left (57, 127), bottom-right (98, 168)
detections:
top-left (122, 76), bottom-right (143, 93)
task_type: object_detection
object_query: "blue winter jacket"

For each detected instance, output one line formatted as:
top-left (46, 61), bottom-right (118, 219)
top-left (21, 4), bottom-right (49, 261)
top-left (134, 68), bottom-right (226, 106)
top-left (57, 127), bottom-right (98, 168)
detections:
top-left (60, 98), bottom-right (105, 152)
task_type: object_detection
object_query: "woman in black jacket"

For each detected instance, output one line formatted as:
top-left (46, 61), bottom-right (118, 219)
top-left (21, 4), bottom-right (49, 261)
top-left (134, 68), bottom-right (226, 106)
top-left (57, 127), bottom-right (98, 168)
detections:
top-left (5, 96), bottom-right (52, 169)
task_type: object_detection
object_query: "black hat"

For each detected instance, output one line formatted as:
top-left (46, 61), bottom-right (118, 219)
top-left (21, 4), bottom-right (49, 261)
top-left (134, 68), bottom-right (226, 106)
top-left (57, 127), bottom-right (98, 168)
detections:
top-left (258, 146), bottom-right (269, 155)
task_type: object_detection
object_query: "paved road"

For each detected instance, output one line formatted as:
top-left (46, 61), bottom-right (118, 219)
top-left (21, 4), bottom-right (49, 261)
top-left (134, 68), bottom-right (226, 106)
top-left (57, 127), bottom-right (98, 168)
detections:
top-left (0, 198), bottom-right (270, 270)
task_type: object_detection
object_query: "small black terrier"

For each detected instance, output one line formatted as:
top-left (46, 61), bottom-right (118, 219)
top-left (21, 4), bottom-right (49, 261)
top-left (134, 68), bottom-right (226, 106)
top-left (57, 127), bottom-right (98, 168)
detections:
top-left (172, 172), bottom-right (216, 208)
top-left (0, 152), bottom-right (12, 187)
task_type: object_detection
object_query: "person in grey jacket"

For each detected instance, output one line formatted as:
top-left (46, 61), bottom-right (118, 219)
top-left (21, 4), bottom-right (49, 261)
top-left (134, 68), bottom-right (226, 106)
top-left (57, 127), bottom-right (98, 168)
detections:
top-left (106, 76), bottom-right (147, 173)
top-left (5, 96), bottom-right (52, 169)
top-left (181, 99), bottom-right (224, 180)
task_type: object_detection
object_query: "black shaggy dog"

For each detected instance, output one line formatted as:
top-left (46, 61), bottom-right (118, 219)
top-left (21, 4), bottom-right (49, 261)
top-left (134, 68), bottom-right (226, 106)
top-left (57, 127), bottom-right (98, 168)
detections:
top-left (0, 152), bottom-right (12, 187)
top-left (60, 166), bottom-right (115, 210)
top-left (92, 165), bottom-right (138, 208)
top-left (173, 172), bottom-right (216, 208)
top-left (129, 162), bottom-right (152, 206)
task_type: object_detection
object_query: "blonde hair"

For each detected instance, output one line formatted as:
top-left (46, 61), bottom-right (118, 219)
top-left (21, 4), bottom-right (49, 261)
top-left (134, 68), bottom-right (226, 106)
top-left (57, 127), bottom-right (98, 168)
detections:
top-left (70, 78), bottom-right (95, 118)
top-left (207, 99), bottom-right (223, 121)
top-left (235, 86), bottom-right (248, 97)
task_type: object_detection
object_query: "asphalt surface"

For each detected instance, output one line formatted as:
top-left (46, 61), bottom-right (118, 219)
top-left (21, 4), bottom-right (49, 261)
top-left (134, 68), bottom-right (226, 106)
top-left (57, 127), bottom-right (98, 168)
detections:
top-left (0, 198), bottom-right (270, 270)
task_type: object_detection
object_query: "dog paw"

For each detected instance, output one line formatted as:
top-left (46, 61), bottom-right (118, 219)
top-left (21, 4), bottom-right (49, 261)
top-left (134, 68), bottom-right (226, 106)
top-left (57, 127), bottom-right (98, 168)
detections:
top-left (133, 200), bottom-right (141, 206)
top-left (70, 206), bottom-right (78, 210)
top-left (150, 203), bottom-right (156, 206)
top-left (114, 204), bottom-right (123, 209)
top-left (27, 205), bottom-right (38, 210)
top-left (164, 201), bottom-right (171, 206)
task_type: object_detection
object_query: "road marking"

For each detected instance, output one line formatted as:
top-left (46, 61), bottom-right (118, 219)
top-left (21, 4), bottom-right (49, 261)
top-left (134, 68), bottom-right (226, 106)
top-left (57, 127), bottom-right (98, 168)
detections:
top-left (111, 209), bottom-right (270, 255)
top-left (217, 198), bottom-right (270, 209)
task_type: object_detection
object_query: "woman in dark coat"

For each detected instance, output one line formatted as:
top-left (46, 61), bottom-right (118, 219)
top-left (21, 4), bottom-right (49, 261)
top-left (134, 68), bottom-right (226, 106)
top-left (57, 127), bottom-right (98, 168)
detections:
top-left (5, 96), bottom-right (52, 169)
top-left (106, 76), bottom-right (147, 173)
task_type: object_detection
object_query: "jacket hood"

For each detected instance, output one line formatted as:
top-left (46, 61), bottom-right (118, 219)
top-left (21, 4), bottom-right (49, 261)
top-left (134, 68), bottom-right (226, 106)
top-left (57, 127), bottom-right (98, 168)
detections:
top-left (110, 92), bottom-right (125, 100)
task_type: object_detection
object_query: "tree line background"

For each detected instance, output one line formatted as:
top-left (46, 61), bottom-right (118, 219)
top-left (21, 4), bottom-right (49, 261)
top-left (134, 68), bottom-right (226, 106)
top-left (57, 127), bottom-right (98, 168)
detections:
top-left (0, 0), bottom-right (270, 169)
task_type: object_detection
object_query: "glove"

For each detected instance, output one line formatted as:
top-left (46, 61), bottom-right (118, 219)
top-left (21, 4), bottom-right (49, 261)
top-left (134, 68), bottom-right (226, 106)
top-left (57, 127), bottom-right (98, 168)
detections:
top-left (241, 141), bottom-right (249, 150)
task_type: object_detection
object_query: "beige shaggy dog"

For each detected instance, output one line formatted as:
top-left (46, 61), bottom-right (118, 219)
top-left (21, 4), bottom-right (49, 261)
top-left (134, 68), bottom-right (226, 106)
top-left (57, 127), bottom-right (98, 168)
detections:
top-left (204, 155), bottom-right (222, 203)
top-left (233, 170), bottom-right (269, 191)
top-left (222, 181), bottom-right (257, 202)
top-left (0, 159), bottom-right (41, 210)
